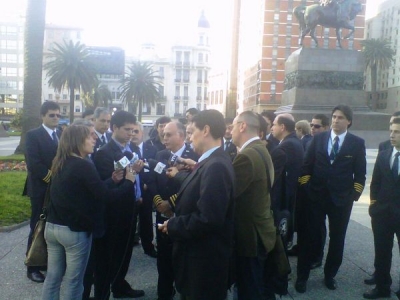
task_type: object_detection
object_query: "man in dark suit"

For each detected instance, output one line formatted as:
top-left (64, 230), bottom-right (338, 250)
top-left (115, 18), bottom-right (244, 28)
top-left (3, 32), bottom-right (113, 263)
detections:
top-left (261, 110), bottom-right (280, 153)
top-left (93, 111), bottom-right (144, 300)
top-left (364, 111), bottom-right (400, 287)
top-left (25, 101), bottom-right (61, 283)
top-left (271, 114), bottom-right (304, 248)
top-left (130, 121), bottom-right (158, 258)
top-left (144, 116), bottom-right (171, 152)
top-left (159, 110), bottom-right (234, 300)
top-left (363, 117), bottom-right (400, 299)
top-left (222, 117), bottom-right (237, 160)
top-left (296, 104), bottom-right (366, 293)
top-left (231, 111), bottom-right (277, 299)
top-left (150, 121), bottom-right (198, 300)
top-left (92, 107), bottom-right (112, 160)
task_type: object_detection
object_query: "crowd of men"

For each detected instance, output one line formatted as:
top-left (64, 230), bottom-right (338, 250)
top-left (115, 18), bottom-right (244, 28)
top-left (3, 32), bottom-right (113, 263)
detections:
top-left (24, 101), bottom-right (400, 300)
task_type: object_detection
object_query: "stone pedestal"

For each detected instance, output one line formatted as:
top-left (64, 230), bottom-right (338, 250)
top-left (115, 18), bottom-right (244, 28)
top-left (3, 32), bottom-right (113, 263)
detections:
top-left (278, 48), bottom-right (390, 130)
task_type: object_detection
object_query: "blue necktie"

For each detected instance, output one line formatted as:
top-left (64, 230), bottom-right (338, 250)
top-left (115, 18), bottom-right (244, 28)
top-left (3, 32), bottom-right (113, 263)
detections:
top-left (101, 135), bottom-right (106, 146)
top-left (392, 152), bottom-right (399, 179)
top-left (329, 136), bottom-right (339, 161)
top-left (52, 131), bottom-right (58, 145)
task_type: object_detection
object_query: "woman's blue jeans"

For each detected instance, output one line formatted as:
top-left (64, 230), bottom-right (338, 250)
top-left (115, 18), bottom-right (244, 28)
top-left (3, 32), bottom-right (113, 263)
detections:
top-left (41, 222), bottom-right (92, 300)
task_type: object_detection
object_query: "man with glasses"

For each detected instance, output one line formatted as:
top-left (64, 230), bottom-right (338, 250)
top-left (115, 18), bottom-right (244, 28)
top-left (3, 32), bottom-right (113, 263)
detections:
top-left (25, 101), bottom-right (61, 283)
top-left (310, 114), bottom-right (330, 138)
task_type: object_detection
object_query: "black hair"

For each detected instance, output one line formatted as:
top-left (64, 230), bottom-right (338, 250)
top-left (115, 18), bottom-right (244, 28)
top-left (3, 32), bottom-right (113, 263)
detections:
top-left (332, 104), bottom-right (353, 128)
top-left (312, 114), bottom-right (330, 127)
top-left (257, 113), bottom-right (268, 141)
top-left (277, 116), bottom-right (295, 132)
top-left (224, 117), bottom-right (234, 125)
top-left (82, 108), bottom-right (95, 118)
top-left (261, 110), bottom-right (276, 123)
top-left (392, 117), bottom-right (400, 124)
top-left (110, 110), bottom-right (136, 130)
top-left (40, 101), bottom-right (60, 116)
top-left (392, 111), bottom-right (400, 117)
top-left (192, 109), bottom-right (225, 140)
top-left (156, 116), bottom-right (172, 127)
top-left (186, 108), bottom-right (199, 115)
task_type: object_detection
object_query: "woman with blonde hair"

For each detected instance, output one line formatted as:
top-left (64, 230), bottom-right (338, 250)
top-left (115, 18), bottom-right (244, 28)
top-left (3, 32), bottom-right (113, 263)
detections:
top-left (41, 125), bottom-right (135, 300)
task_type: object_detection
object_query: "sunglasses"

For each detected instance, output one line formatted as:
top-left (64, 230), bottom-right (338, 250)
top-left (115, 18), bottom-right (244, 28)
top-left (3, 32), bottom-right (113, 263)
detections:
top-left (48, 113), bottom-right (61, 118)
top-left (310, 124), bottom-right (322, 129)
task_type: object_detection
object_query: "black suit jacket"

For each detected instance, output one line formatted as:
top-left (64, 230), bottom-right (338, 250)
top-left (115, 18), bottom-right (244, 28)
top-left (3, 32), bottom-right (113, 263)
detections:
top-left (369, 147), bottom-right (400, 218)
top-left (221, 139), bottom-right (237, 161)
top-left (378, 140), bottom-right (391, 153)
top-left (91, 131), bottom-right (112, 161)
top-left (25, 126), bottom-right (60, 199)
top-left (130, 142), bottom-right (157, 192)
top-left (301, 134), bottom-right (312, 151)
top-left (267, 134), bottom-right (280, 153)
top-left (168, 148), bottom-right (235, 299)
top-left (270, 132), bottom-right (304, 212)
top-left (149, 145), bottom-right (199, 206)
top-left (93, 139), bottom-right (136, 229)
top-left (301, 130), bottom-right (366, 206)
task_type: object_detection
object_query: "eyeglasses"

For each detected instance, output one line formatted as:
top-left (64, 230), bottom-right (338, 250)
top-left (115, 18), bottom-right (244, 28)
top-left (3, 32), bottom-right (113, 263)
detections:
top-left (310, 124), bottom-right (322, 129)
top-left (48, 113), bottom-right (61, 118)
top-left (133, 129), bottom-right (140, 134)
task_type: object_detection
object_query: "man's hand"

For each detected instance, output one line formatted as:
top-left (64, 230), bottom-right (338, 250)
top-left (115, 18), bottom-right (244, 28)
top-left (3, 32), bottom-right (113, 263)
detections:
top-left (166, 167), bottom-right (179, 178)
top-left (112, 169), bottom-right (124, 183)
top-left (158, 220), bottom-right (169, 234)
top-left (179, 158), bottom-right (197, 171)
top-left (132, 160), bottom-right (144, 173)
top-left (156, 200), bottom-right (172, 216)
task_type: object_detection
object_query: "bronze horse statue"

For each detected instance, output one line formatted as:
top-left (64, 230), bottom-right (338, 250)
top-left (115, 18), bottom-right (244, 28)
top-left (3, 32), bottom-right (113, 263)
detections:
top-left (293, 0), bottom-right (363, 48)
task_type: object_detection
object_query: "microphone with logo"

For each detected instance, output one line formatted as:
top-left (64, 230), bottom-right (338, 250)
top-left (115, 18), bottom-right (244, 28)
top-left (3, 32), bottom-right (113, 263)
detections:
top-left (114, 151), bottom-right (137, 170)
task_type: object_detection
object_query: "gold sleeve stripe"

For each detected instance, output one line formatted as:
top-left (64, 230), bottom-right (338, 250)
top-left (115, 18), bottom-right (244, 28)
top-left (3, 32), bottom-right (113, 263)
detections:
top-left (354, 183), bottom-right (364, 193)
top-left (153, 195), bottom-right (163, 206)
top-left (298, 175), bottom-right (311, 184)
top-left (169, 194), bottom-right (177, 207)
top-left (354, 183), bottom-right (364, 188)
top-left (43, 170), bottom-right (52, 183)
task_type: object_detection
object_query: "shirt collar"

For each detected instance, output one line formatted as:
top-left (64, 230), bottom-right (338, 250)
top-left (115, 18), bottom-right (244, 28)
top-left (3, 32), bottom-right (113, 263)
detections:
top-left (94, 129), bottom-right (104, 139)
top-left (392, 147), bottom-right (400, 157)
top-left (42, 124), bottom-right (56, 138)
top-left (330, 130), bottom-right (347, 145)
top-left (171, 144), bottom-right (186, 157)
top-left (239, 137), bottom-right (260, 152)
top-left (112, 138), bottom-right (130, 152)
top-left (198, 146), bottom-right (219, 163)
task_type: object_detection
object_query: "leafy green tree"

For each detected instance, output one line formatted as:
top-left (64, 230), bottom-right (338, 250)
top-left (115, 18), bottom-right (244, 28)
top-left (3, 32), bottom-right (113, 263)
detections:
top-left (119, 61), bottom-right (161, 121)
top-left (44, 40), bottom-right (98, 122)
top-left (360, 39), bottom-right (395, 110)
top-left (93, 84), bottom-right (112, 108)
top-left (15, 0), bottom-right (46, 154)
top-left (11, 109), bottom-right (24, 130)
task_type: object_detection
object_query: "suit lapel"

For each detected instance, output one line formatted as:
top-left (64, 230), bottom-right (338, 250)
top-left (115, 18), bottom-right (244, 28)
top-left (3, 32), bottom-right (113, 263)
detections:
top-left (177, 155), bottom-right (209, 197)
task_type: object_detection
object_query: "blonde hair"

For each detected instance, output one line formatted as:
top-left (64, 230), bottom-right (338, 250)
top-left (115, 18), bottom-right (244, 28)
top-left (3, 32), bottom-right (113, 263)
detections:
top-left (51, 125), bottom-right (90, 176)
top-left (295, 120), bottom-right (311, 135)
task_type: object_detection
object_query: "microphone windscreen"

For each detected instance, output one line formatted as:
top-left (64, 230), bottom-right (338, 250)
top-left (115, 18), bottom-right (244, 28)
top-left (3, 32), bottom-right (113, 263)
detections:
top-left (123, 151), bottom-right (134, 161)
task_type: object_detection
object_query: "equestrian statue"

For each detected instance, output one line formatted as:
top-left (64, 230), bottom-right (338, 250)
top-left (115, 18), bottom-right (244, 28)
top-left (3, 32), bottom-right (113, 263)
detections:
top-left (293, 0), bottom-right (363, 48)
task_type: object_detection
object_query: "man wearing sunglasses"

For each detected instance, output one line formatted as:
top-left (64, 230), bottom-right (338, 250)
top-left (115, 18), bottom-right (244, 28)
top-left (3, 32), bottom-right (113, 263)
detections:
top-left (24, 101), bottom-right (61, 283)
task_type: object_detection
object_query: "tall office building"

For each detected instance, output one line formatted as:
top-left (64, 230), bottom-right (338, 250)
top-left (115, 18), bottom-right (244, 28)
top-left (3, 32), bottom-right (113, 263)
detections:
top-left (232, 0), bottom-right (366, 113)
top-left (364, 0), bottom-right (400, 112)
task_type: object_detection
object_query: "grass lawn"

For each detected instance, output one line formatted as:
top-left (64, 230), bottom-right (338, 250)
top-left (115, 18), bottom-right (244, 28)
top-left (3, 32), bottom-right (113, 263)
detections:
top-left (0, 154), bottom-right (25, 162)
top-left (8, 131), bottom-right (21, 136)
top-left (0, 171), bottom-right (30, 226)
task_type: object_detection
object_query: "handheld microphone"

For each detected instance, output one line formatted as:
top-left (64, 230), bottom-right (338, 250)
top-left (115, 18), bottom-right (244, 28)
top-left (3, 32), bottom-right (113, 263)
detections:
top-left (146, 158), bottom-right (167, 174)
top-left (114, 151), bottom-right (133, 170)
top-left (168, 154), bottom-right (186, 167)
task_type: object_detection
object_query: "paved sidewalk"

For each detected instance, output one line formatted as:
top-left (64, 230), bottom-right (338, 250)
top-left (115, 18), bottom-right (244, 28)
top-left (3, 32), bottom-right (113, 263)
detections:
top-left (1, 149), bottom-right (399, 299)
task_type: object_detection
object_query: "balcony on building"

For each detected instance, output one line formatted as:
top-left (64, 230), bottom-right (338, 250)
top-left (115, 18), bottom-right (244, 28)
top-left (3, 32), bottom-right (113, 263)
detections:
top-left (183, 78), bottom-right (190, 83)
top-left (174, 96), bottom-right (181, 100)
top-left (175, 78), bottom-right (182, 82)
top-left (183, 96), bottom-right (189, 100)
top-left (197, 79), bottom-right (202, 83)
top-left (196, 95), bottom-right (202, 100)
top-left (183, 61), bottom-right (190, 67)
top-left (175, 60), bottom-right (182, 67)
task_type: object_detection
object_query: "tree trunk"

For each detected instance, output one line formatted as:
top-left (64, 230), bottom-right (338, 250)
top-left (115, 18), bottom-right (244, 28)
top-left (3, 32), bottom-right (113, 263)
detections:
top-left (69, 87), bottom-right (75, 123)
top-left (371, 64), bottom-right (377, 111)
top-left (138, 97), bottom-right (143, 122)
top-left (15, 0), bottom-right (47, 154)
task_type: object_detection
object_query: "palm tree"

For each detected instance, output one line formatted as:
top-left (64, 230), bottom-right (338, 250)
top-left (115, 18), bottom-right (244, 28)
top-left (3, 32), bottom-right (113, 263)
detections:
top-left (93, 84), bottom-right (112, 108)
top-left (360, 39), bottom-right (395, 110)
top-left (119, 61), bottom-right (161, 121)
top-left (44, 40), bottom-right (98, 122)
top-left (15, 0), bottom-right (46, 154)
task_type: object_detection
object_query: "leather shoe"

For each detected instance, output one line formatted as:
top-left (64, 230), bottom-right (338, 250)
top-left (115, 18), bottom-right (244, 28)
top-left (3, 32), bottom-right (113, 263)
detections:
top-left (363, 287), bottom-right (391, 299)
top-left (324, 277), bottom-right (337, 290)
top-left (310, 260), bottom-right (322, 270)
top-left (295, 280), bottom-right (307, 293)
top-left (144, 249), bottom-right (157, 258)
top-left (113, 288), bottom-right (145, 298)
top-left (27, 270), bottom-right (45, 283)
top-left (364, 274), bottom-right (376, 285)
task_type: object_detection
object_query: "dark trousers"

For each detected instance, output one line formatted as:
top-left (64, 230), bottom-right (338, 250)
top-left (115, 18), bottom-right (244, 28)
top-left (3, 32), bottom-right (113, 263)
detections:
top-left (94, 218), bottom-right (137, 300)
top-left (27, 196), bottom-right (44, 273)
top-left (82, 240), bottom-right (96, 299)
top-left (156, 213), bottom-right (175, 299)
top-left (297, 196), bottom-right (353, 281)
top-left (371, 213), bottom-right (400, 290)
top-left (138, 193), bottom-right (154, 253)
top-left (236, 239), bottom-right (268, 300)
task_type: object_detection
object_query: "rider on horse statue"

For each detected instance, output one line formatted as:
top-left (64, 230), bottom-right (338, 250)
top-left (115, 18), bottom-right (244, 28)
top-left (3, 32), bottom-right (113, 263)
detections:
top-left (319, 0), bottom-right (347, 23)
